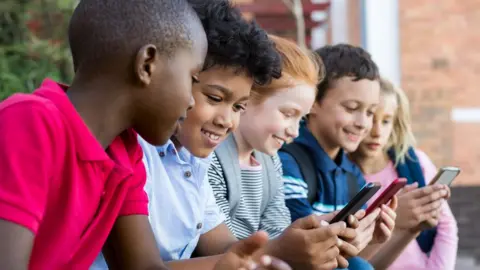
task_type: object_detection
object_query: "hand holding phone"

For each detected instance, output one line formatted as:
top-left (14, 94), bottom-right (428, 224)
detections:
top-left (366, 178), bottom-right (407, 215)
top-left (330, 182), bottom-right (382, 224)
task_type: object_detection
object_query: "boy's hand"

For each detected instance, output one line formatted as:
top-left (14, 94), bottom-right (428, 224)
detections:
top-left (371, 196), bottom-right (398, 244)
top-left (395, 183), bottom-right (447, 231)
top-left (316, 212), bottom-right (360, 261)
top-left (265, 214), bottom-right (347, 270)
top-left (214, 231), bottom-right (291, 270)
top-left (346, 209), bottom-right (380, 252)
top-left (318, 212), bottom-right (357, 267)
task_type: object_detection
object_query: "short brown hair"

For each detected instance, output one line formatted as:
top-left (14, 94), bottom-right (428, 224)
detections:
top-left (314, 44), bottom-right (379, 102)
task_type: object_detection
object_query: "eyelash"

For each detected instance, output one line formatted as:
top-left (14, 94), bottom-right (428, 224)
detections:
top-left (344, 106), bottom-right (357, 112)
top-left (192, 76), bottom-right (200, 84)
top-left (234, 104), bottom-right (247, 113)
top-left (206, 95), bottom-right (222, 102)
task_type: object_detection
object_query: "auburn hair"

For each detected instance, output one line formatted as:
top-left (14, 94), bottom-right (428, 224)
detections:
top-left (250, 35), bottom-right (324, 103)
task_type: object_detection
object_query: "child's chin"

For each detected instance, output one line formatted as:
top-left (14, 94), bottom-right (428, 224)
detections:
top-left (189, 147), bottom-right (215, 158)
top-left (342, 142), bottom-right (361, 153)
top-left (262, 146), bottom-right (278, 156)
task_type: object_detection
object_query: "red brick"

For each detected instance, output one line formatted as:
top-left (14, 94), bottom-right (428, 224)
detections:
top-left (399, 0), bottom-right (480, 186)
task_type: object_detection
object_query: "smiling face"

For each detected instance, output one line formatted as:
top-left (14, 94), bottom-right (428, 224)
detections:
top-left (173, 66), bottom-right (253, 158)
top-left (357, 93), bottom-right (398, 158)
top-left (308, 76), bottom-right (380, 158)
top-left (237, 83), bottom-right (316, 156)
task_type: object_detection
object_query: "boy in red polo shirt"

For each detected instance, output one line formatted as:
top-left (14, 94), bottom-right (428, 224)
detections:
top-left (0, 0), bottom-right (211, 269)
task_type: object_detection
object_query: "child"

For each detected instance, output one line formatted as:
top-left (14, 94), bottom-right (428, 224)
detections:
top-left (209, 35), bottom-right (355, 270)
top-left (0, 0), bottom-right (274, 268)
top-left (91, 0), bottom-right (283, 268)
top-left (279, 44), bottom-right (397, 269)
top-left (350, 78), bottom-right (457, 270)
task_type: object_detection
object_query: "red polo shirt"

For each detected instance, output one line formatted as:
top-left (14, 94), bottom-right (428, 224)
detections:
top-left (0, 79), bottom-right (149, 269)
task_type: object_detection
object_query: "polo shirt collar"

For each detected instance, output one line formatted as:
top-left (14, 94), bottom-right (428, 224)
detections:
top-left (156, 139), bottom-right (212, 166)
top-left (295, 121), bottom-right (357, 174)
top-left (35, 79), bottom-right (111, 162)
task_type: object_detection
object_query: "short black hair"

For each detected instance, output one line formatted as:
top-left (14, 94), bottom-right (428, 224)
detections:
top-left (69, 0), bottom-right (203, 73)
top-left (187, 0), bottom-right (281, 86)
top-left (314, 44), bottom-right (379, 101)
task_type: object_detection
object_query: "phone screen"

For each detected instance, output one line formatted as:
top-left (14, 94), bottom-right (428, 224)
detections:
top-left (433, 167), bottom-right (460, 186)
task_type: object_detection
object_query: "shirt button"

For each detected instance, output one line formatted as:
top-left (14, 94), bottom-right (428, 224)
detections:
top-left (196, 223), bottom-right (203, 230)
top-left (159, 152), bottom-right (165, 157)
top-left (184, 171), bottom-right (192, 178)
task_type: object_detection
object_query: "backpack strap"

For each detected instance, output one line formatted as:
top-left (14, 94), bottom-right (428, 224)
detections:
top-left (279, 143), bottom-right (318, 205)
top-left (388, 147), bottom-right (437, 254)
top-left (214, 134), bottom-right (242, 218)
top-left (255, 151), bottom-right (279, 215)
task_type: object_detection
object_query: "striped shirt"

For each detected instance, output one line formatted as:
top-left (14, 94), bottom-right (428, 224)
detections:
top-left (208, 153), bottom-right (291, 240)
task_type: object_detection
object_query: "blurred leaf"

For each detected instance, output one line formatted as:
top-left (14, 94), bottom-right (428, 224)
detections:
top-left (0, 0), bottom-right (74, 100)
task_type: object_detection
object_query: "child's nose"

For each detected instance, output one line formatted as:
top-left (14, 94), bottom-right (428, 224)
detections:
top-left (370, 123), bottom-right (381, 137)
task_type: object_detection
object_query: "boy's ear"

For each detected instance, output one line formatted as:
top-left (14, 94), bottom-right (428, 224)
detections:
top-left (135, 44), bottom-right (162, 86)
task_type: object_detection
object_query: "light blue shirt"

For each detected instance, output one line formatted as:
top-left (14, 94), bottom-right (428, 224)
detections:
top-left (91, 137), bottom-right (225, 268)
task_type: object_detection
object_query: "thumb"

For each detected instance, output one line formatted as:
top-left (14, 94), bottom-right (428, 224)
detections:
top-left (354, 209), bottom-right (366, 220)
top-left (399, 182), bottom-right (418, 195)
top-left (292, 214), bottom-right (326, 230)
top-left (229, 231), bottom-right (269, 257)
top-left (389, 195), bottom-right (399, 210)
top-left (317, 211), bottom-right (340, 223)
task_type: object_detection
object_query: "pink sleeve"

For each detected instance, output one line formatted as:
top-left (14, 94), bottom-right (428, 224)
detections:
top-left (118, 133), bottom-right (149, 216)
top-left (0, 102), bottom-right (59, 233)
top-left (416, 149), bottom-right (459, 270)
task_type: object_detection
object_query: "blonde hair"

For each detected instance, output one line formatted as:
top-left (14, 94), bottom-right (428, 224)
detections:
top-left (380, 77), bottom-right (416, 165)
top-left (250, 35), bottom-right (324, 104)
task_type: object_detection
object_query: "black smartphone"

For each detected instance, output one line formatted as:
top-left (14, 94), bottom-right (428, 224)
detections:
top-left (330, 182), bottom-right (382, 224)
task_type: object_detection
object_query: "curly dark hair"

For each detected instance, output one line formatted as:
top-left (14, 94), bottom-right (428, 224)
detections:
top-left (187, 0), bottom-right (282, 85)
top-left (314, 44), bottom-right (379, 101)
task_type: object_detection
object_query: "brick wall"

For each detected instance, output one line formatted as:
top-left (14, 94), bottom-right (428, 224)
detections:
top-left (399, 0), bottom-right (480, 186)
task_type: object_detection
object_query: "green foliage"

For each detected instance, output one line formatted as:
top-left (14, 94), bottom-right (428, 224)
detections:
top-left (0, 0), bottom-right (76, 100)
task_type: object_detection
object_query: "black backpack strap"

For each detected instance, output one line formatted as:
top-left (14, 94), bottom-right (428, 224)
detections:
top-left (346, 172), bottom-right (360, 200)
top-left (280, 143), bottom-right (318, 205)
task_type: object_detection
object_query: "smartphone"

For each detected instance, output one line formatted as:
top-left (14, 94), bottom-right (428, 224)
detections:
top-left (330, 182), bottom-right (382, 224)
top-left (365, 178), bottom-right (407, 215)
top-left (429, 166), bottom-right (461, 186)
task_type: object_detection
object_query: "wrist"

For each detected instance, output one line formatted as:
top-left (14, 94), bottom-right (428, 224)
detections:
top-left (256, 237), bottom-right (279, 259)
top-left (394, 227), bottom-right (421, 236)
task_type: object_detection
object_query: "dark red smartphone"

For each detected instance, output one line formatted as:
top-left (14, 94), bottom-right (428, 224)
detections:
top-left (330, 182), bottom-right (382, 224)
top-left (365, 178), bottom-right (407, 215)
